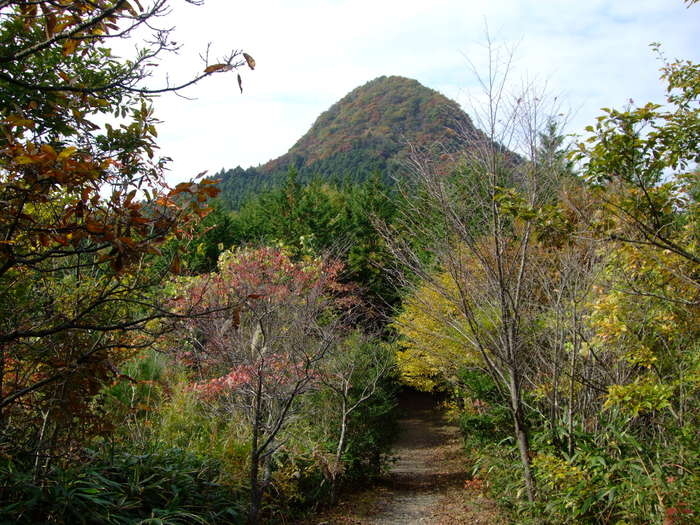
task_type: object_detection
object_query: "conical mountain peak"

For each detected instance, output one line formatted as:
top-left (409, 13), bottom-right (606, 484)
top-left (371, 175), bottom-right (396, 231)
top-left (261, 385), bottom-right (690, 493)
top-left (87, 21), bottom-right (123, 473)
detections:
top-left (217, 76), bottom-right (478, 208)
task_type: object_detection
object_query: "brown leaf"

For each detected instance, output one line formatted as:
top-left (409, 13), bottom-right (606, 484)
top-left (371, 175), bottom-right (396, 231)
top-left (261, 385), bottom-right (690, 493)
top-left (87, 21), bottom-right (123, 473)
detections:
top-left (171, 182), bottom-right (194, 195)
top-left (44, 11), bottom-right (57, 38)
top-left (201, 186), bottom-right (220, 197)
top-left (204, 63), bottom-right (233, 74)
top-left (170, 255), bottom-right (181, 275)
top-left (62, 38), bottom-right (78, 56)
top-left (85, 219), bottom-right (104, 234)
top-left (237, 73), bottom-right (243, 94)
top-left (243, 52), bottom-right (256, 70)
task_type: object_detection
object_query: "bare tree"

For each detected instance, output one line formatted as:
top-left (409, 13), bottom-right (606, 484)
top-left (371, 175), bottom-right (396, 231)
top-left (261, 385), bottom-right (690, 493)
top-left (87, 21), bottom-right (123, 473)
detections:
top-left (382, 39), bottom-right (569, 501)
top-left (318, 331), bottom-right (394, 504)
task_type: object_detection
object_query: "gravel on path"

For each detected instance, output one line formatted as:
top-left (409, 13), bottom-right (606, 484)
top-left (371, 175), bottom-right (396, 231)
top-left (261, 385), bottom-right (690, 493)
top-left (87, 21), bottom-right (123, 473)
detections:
top-left (302, 390), bottom-right (505, 525)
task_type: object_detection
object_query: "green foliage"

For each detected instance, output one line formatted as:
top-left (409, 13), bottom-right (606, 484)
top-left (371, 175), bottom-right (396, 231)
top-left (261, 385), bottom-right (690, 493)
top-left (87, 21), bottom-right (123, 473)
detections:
top-left (456, 369), bottom-right (511, 446)
top-left (531, 423), bottom-right (700, 524)
top-left (175, 202), bottom-right (238, 274)
top-left (341, 386), bottom-right (397, 479)
top-left (220, 171), bottom-right (399, 320)
top-left (0, 445), bottom-right (245, 524)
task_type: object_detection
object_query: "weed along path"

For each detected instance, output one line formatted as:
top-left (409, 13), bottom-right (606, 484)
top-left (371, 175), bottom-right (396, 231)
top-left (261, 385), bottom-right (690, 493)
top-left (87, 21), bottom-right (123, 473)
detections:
top-left (305, 391), bottom-right (503, 524)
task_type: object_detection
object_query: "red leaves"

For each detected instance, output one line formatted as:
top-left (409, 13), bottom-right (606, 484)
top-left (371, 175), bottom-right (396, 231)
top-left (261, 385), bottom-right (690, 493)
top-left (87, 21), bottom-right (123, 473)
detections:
top-left (664, 503), bottom-right (693, 525)
top-left (168, 248), bottom-right (345, 400)
top-left (190, 366), bottom-right (253, 399)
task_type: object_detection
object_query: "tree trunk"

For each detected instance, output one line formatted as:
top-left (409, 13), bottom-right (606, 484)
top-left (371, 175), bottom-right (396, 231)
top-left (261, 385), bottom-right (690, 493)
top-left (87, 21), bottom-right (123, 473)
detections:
top-left (249, 448), bottom-right (261, 525)
top-left (508, 372), bottom-right (535, 502)
top-left (249, 371), bottom-right (264, 524)
top-left (330, 398), bottom-right (349, 505)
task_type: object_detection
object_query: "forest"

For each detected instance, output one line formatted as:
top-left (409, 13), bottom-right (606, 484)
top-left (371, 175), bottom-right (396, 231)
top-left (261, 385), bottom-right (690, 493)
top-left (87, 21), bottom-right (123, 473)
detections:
top-left (0, 1), bottom-right (698, 524)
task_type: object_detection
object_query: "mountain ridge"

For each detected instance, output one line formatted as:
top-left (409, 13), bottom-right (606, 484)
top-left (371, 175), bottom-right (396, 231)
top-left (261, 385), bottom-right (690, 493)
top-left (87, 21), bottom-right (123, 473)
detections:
top-left (216, 75), bottom-right (480, 208)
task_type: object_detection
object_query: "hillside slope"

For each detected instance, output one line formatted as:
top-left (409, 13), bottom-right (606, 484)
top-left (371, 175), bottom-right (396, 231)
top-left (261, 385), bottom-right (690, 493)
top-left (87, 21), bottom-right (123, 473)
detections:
top-left (216, 76), bottom-right (480, 208)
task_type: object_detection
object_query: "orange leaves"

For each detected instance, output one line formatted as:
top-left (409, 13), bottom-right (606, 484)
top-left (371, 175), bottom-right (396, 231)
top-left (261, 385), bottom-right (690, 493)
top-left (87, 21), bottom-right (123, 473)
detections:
top-left (171, 181), bottom-right (195, 195)
top-left (199, 184), bottom-right (220, 198)
top-left (84, 219), bottom-right (105, 234)
top-left (169, 180), bottom-right (220, 204)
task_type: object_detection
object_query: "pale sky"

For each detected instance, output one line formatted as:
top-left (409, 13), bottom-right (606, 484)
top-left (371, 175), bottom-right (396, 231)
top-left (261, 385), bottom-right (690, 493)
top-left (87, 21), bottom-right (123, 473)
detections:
top-left (138, 0), bottom-right (699, 183)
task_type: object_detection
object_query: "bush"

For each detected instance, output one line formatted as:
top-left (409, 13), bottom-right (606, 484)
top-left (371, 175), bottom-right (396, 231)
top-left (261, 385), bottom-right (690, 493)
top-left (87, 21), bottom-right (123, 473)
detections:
top-left (456, 368), bottom-right (512, 446)
top-left (532, 423), bottom-right (700, 524)
top-left (0, 445), bottom-right (245, 524)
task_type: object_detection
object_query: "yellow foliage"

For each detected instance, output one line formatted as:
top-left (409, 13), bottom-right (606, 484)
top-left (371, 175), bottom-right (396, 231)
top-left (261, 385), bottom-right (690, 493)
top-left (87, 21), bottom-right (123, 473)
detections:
top-left (392, 272), bottom-right (480, 391)
top-left (604, 376), bottom-right (673, 417)
top-left (533, 453), bottom-right (586, 491)
top-left (588, 232), bottom-right (700, 417)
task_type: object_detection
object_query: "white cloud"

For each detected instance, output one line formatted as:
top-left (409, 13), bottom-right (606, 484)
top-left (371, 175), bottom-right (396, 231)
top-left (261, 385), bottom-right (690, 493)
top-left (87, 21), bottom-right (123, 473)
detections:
top-left (134, 0), bottom-right (700, 183)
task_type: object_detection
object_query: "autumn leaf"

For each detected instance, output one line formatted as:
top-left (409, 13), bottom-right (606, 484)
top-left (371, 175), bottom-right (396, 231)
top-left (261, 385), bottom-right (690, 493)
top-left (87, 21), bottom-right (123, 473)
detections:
top-left (40, 144), bottom-right (57, 159)
top-left (200, 185), bottom-right (220, 198)
top-left (58, 146), bottom-right (77, 161)
top-left (170, 255), bottom-right (182, 274)
top-left (5, 115), bottom-right (35, 128)
top-left (44, 11), bottom-right (57, 38)
top-left (237, 73), bottom-right (243, 93)
top-left (243, 52), bottom-right (256, 70)
top-left (204, 63), bottom-right (233, 74)
top-left (13, 156), bottom-right (35, 165)
top-left (62, 38), bottom-right (79, 56)
top-left (85, 219), bottom-right (105, 234)
top-left (171, 182), bottom-right (194, 195)
top-left (123, 0), bottom-right (138, 16)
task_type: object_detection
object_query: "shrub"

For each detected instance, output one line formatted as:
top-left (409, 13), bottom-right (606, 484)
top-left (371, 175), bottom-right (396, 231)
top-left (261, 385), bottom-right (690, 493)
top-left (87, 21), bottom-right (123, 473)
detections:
top-left (0, 445), bottom-right (245, 524)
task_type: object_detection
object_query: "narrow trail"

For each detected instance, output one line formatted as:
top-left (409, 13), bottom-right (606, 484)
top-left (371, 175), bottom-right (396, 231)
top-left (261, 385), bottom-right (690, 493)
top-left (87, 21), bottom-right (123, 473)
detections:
top-left (305, 391), bottom-right (503, 524)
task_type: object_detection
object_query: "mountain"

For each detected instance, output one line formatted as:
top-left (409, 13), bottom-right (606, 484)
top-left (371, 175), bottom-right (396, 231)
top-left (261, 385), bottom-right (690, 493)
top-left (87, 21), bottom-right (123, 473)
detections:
top-left (216, 76), bottom-right (481, 209)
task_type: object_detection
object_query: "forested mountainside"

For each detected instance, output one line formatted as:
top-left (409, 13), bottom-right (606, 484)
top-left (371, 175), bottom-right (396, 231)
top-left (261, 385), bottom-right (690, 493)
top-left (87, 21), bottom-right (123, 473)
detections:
top-left (215, 76), bottom-right (479, 208)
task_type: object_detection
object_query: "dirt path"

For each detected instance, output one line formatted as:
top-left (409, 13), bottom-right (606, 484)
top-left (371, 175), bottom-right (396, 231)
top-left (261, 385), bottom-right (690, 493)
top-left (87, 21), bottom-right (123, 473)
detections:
top-left (305, 391), bottom-right (504, 524)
